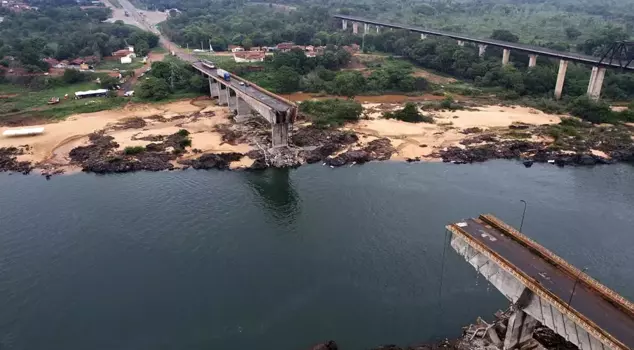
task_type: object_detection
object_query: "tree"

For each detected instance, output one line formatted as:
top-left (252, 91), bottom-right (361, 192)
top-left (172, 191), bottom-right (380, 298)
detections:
top-left (99, 75), bottom-right (120, 89)
top-left (272, 66), bottom-right (300, 93)
top-left (384, 103), bottom-right (433, 123)
top-left (135, 40), bottom-right (150, 57)
top-left (62, 69), bottom-right (87, 84)
top-left (490, 29), bottom-right (519, 43)
top-left (137, 76), bottom-right (170, 100)
top-left (334, 71), bottom-right (365, 98)
top-left (565, 27), bottom-right (582, 40)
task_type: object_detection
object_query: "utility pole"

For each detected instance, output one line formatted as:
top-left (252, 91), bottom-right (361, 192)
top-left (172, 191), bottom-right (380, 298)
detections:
top-left (519, 200), bottom-right (527, 233)
top-left (567, 267), bottom-right (588, 309)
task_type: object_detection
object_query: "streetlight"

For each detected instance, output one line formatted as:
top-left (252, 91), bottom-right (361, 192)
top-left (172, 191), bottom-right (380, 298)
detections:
top-left (567, 267), bottom-right (589, 309)
top-left (519, 200), bottom-right (527, 233)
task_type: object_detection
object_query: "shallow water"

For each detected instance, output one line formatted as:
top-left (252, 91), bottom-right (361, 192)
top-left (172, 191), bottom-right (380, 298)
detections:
top-left (1, 161), bottom-right (633, 350)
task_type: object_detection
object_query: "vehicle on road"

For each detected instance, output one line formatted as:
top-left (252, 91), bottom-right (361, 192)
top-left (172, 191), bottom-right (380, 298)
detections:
top-left (124, 91), bottom-right (134, 97)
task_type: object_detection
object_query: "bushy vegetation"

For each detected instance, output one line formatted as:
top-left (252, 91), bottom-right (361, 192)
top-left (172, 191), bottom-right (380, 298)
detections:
top-left (565, 96), bottom-right (634, 124)
top-left (136, 59), bottom-right (207, 100)
top-left (124, 146), bottom-right (146, 155)
top-left (299, 99), bottom-right (363, 127)
top-left (384, 102), bottom-right (433, 123)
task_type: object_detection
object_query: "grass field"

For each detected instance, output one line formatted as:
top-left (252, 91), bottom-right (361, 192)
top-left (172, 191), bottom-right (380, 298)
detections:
top-left (96, 58), bottom-right (147, 71)
top-left (0, 82), bottom-right (127, 123)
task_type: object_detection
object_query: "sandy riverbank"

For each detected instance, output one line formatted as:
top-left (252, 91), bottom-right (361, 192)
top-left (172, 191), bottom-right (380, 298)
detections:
top-left (349, 104), bottom-right (562, 160)
top-left (3, 96), bottom-right (624, 176)
top-left (0, 99), bottom-right (255, 173)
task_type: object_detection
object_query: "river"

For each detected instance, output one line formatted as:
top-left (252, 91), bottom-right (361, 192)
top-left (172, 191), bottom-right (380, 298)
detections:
top-left (1, 161), bottom-right (634, 350)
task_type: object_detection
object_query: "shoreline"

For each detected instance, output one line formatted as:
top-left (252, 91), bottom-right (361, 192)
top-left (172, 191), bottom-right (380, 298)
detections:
top-left (1, 97), bottom-right (632, 177)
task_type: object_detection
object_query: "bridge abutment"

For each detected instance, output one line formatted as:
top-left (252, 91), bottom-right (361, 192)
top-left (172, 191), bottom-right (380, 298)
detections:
top-left (528, 54), bottom-right (537, 68)
top-left (502, 49), bottom-right (511, 65)
top-left (587, 66), bottom-right (606, 101)
top-left (554, 59), bottom-right (568, 100)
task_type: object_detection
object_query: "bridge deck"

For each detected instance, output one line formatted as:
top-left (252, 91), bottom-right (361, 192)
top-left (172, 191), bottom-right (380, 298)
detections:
top-left (335, 15), bottom-right (634, 70)
top-left (449, 216), bottom-right (634, 349)
top-left (192, 62), bottom-right (294, 113)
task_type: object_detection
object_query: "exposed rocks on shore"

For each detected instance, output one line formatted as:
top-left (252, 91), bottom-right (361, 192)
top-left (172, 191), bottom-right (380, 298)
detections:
top-left (0, 146), bottom-right (33, 174)
top-left (435, 121), bottom-right (634, 167)
top-left (68, 130), bottom-right (193, 173)
top-left (178, 152), bottom-right (243, 170)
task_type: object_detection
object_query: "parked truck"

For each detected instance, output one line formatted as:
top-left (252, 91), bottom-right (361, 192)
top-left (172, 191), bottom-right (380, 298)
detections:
top-left (216, 69), bottom-right (230, 81)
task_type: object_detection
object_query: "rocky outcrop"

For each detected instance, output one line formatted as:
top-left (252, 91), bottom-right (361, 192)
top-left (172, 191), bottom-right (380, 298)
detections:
top-left (179, 152), bottom-right (243, 170)
top-left (0, 147), bottom-right (33, 174)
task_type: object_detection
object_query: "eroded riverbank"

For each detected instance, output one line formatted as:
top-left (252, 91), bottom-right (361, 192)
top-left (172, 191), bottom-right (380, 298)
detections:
top-left (1, 96), bottom-right (633, 176)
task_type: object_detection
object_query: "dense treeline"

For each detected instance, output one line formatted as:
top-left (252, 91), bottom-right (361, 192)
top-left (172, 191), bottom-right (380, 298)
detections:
top-left (0, 0), bottom-right (158, 72)
top-left (136, 58), bottom-right (207, 100)
top-left (361, 29), bottom-right (634, 100)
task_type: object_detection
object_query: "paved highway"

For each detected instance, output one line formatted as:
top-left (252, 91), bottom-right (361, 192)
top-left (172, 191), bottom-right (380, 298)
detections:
top-left (456, 217), bottom-right (634, 349)
top-left (191, 62), bottom-right (294, 112)
top-left (335, 15), bottom-right (634, 70)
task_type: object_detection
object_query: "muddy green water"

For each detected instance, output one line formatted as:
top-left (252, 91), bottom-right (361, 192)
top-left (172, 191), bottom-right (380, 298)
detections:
top-left (1, 161), bottom-right (633, 350)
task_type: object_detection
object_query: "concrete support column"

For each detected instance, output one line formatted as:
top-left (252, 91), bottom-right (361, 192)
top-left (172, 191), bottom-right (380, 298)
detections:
top-left (587, 66), bottom-right (606, 101)
top-left (227, 88), bottom-right (236, 110)
top-left (218, 84), bottom-right (228, 105)
top-left (478, 44), bottom-right (487, 57)
top-left (209, 78), bottom-right (219, 98)
top-left (528, 54), bottom-right (537, 68)
top-left (352, 22), bottom-right (359, 34)
top-left (364, 23), bottom-right (369, 34)
top-left (342, 19), bottom-right (347, 30)
top-left (272, 123), bottom-right (289, 148)
top-left (554, 59), bottom-right (568, 100)
top-left (235, 96), bottom-right (252, 122)
top-left (502, 48), bottom-right (511, 65)
top-left (376, 25), bottom-right (380, 33)
top-left (457, 40), bottom-right (465, 47)
top-left (503, 309), bottom-right (538, 350)
top-left (420, 33), bottom-right (427, 40)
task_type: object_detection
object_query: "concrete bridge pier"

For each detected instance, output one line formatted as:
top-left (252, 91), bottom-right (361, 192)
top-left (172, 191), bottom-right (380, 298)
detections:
top-left (352, 22), bottom-right (359, 34)
top-left (502, 49), bottom-right (511, 65)
top-left (342, 19), bottom-right (347, 30)
top-left (235, 96), bottom-right (252, 122)
top-left (209, 78), bottom-right (219, 98)
top-left (457, 40), bottom-right (465, 47)
top-left (504, 308), bottom-right (539, 349)
top-left (420, 33), bottom-right (427, 40)
top-left (218, 84), bottom-right (229, 106)
top-left (587, 66), bottom-right (606, 100)
top-left (478, 44), bottom-right (487, 57)
top-left (376, 25), bottom-right (380, 33)
top-left (364, 23), bottom-right (369, 34)
top-left (528, 54), bottom-right (538, 68)
top-left (227, 88), bottom-right (237, 111)
top-left (554, 59), bottom-right (568, 100)
top-left (272, 123), bottom-right (289, 148)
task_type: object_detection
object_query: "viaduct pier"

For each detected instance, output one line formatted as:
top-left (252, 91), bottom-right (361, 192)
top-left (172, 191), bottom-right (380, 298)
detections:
top-left (336, 15), bottom-right (634, 101)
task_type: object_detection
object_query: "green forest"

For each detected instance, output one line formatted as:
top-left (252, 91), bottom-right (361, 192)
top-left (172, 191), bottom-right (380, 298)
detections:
top-left (0, 0), bottom-right (159, 72)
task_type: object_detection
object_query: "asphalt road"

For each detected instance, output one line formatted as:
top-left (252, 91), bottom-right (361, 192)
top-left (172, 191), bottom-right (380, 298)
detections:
top-left (192, 62), bottom-right (293, 112)
top-left (458, 218), bottom-right (634, 348)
